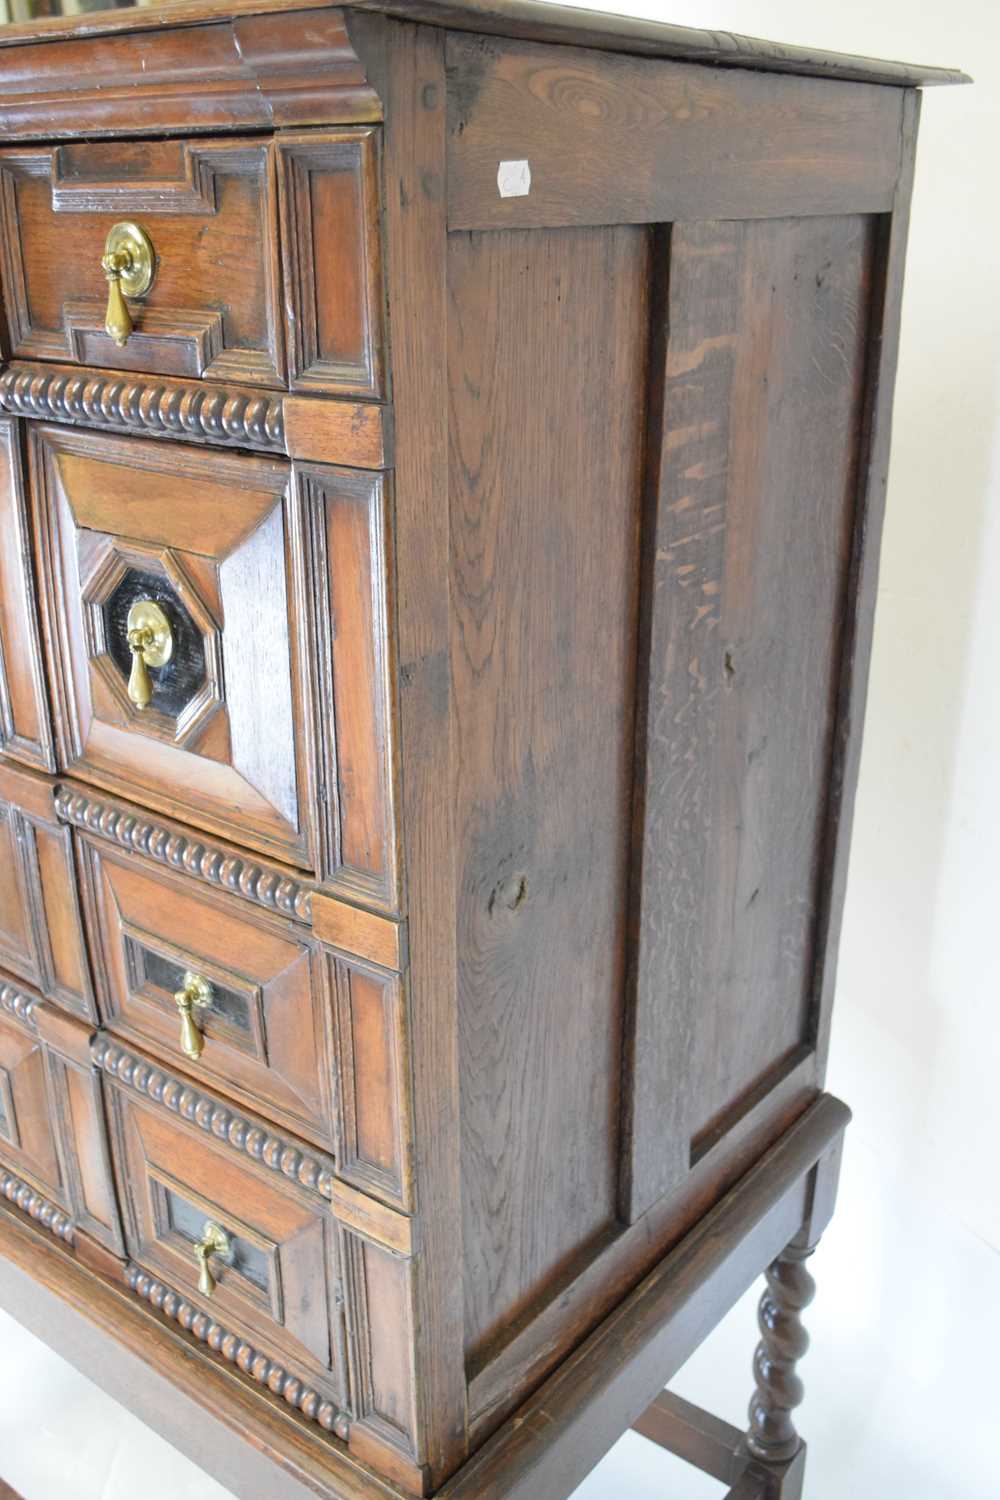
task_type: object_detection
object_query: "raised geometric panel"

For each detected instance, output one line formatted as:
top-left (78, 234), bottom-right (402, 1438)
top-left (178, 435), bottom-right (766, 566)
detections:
top-left (31, 424), bottom-right (320, 871)
top-left (81, 543), bottom-right (221, 749)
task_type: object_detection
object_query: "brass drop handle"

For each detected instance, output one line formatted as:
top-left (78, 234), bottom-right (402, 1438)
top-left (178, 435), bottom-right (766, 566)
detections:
top-left (101, 221), bottom-right (155, 348)
top-left (193, 1221), bottom-right (231, 1298)
top-left (126, 599), bottom-right (173, 711)
top-left (174, 971), bottom-right (213, 1061)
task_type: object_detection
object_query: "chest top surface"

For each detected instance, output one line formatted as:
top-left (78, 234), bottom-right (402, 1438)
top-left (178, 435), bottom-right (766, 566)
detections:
top-left (0, 0), bottom-right (970, 88)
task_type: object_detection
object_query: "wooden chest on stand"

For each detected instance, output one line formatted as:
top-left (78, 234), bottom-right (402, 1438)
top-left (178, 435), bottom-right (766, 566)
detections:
top-left (0, 3), bottom-right (965, 1497)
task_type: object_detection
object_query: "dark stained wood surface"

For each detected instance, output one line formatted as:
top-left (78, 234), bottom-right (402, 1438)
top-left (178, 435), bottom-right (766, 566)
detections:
top-left (623, 213), bottom-right (875, 1222)
top-left (0, 759), bottom-right (95, 1022)
top-left (30, 424), bottom-right (319, 870)
top-left (812, 90), bottom-right (923, 1077)
top-left (0, 3), bottom-right (949, 1495)
top-left (0, 418), bottom-right (54, 773)
top-left (348, 12), bottom-right (470, 1488)
top-left (0, 0), bottom-right (969, 89)
top-left (0, 8), bottom-right (382, 139)
top-left (277, 129), bottom-right (386, 400)
top-left (447, 35), bottom-right (905, 233)
top-left (0, 362), bottom-right (390, 470)
top-left (78, 831), bottom-right (337, 1151)
top-left (352, 1), bottom-right (968, 87)
top-left (439, 1096), bottom-right (850, 1500)
top-left (0, 139), bottom-right (284, 386)
top-left (448, 221), bottom-right (648, 1360)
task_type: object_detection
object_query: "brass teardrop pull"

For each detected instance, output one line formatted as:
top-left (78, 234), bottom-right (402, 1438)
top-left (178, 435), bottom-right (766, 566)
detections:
top-left (101, 221), bottom-right (155, 348)
top-left (193, 1221), bottom-right (231, 1298)
top-left (174, 971), bottom-right (214, 1061)
top-left (125, 599), bottom-right (173, 711)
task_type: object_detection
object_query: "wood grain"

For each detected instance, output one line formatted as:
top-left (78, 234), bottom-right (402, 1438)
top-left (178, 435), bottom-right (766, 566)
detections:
top-left (0, 8), bottom-right (382, 139)
top-left (448, 222), bottom-right (648, 1359)
top-left (348, 11), bottom-right (470, 1487)
top-left (622, 214), bottom-right (874, 1222)
top-left (446, 35), bottom-right (905, 232)
top-left (349, 1), bottom-right (968, 87)
top-left (0, 1205), bottom-right (407, 1500)
top-left (312, 893), bottom-right (404, 971)
top-left (30, 424), bottom-right (320, 871)
top-left (0, 416), bottom-right (53, 772)
top-left (0, 759), bottom-right (95, 1022)
top-left (78, 831), bottom-right (337, 1152)
top-left (812, 92), bottom-right (923, 1077)
top-left (278, 129), bottom-right (387, 399)
top-left (0, 141), bottom-right (284, 386)
top-left (439, 1096), bottom-right (849, 1500)
top-left (301, 463), bottom-right (401, 912)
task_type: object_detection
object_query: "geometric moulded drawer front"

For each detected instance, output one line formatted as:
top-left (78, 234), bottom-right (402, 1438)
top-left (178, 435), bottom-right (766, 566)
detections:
top-left (0, 984), bottom-right (123, 1255)
top-left (0, 758), bottom-right (95, 1022)
top-left (28, 423), bottom-right (401, 907)
top-left (77, 832), bottom-right (336, 1153)
top-left (0, 138), bottom-right (284, 388)
top-left (103, 1063), bottom-right (350, 1432)
top-left (29, 423), bottom-right (319, 871)
top-left (98, 1049), bottom-right (424, 1476)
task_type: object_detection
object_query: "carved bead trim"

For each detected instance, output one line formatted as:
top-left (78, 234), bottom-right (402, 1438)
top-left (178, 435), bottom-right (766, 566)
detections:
top-left (1, 1166), bottom-right (74, 1242)
top-left (125, 1263), bottom-right (349, 1440)
top-left (0, 365), bottom-right (285, 452)
top-left (94, 1038), bottom-right (336, 1201)
top-left (0, 979), bottom-right (39, 1031)
top-left (54, 785), bottom-right (313, 924)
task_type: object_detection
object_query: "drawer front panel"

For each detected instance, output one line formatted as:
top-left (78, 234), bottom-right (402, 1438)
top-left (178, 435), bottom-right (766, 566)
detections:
top-left (0, 758), bottom-right (95, 1021)
top-left (0, 995), bottom-right (63, 1201)
top-left (0, 417), bottom-right (53, 772)
top-left (276, 129), bottom-right (385, 399)
top-left (30, 423), bottom-right (319, 870)
top-left (79, 835), bottom-right (336, 1151)
top-left (104, 1068), bottom-right (349, 1426)
top-left (0, 982), bottom-right (123, 1254)
top-left (0, 140), bottom-right (284, 388)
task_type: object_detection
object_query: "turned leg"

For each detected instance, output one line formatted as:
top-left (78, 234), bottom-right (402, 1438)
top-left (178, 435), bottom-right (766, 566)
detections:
top-left (746, 1240), bottom-right (815, 1469)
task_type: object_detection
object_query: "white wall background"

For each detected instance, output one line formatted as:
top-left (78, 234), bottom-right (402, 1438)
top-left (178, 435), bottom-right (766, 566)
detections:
top-left (2, 4), bottom-right (997, 1498)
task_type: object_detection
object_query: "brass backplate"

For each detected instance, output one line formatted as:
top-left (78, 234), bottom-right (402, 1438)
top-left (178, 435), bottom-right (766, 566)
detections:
top-left (104, 221), bottom-right (155, 299)
top-left (126, 598), bottom-right (173, 668)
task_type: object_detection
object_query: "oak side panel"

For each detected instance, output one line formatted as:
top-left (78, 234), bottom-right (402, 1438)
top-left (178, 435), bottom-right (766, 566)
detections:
top-left (446, 34), bottom-right (904, 231)
top-left (622, 214), bottom-right (875, 1222)
top-left (813, 92), bottom-right (923, 1073)
top-left (448, 224), bottom-right (649, 1359)
top-left (0, 417), bottom-right (53, 771)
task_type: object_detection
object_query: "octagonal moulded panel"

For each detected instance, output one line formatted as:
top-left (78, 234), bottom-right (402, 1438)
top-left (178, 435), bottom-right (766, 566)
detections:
top-left (81, 540), bottom-right (223, 750)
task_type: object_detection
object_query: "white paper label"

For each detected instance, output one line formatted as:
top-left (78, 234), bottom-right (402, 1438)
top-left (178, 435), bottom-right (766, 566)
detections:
top-left (497, 160), bottom-right (532, 199)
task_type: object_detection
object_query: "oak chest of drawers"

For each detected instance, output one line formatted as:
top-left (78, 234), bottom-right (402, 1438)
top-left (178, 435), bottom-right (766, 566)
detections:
top-left (0, 3), bottom-right (965, 1498)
